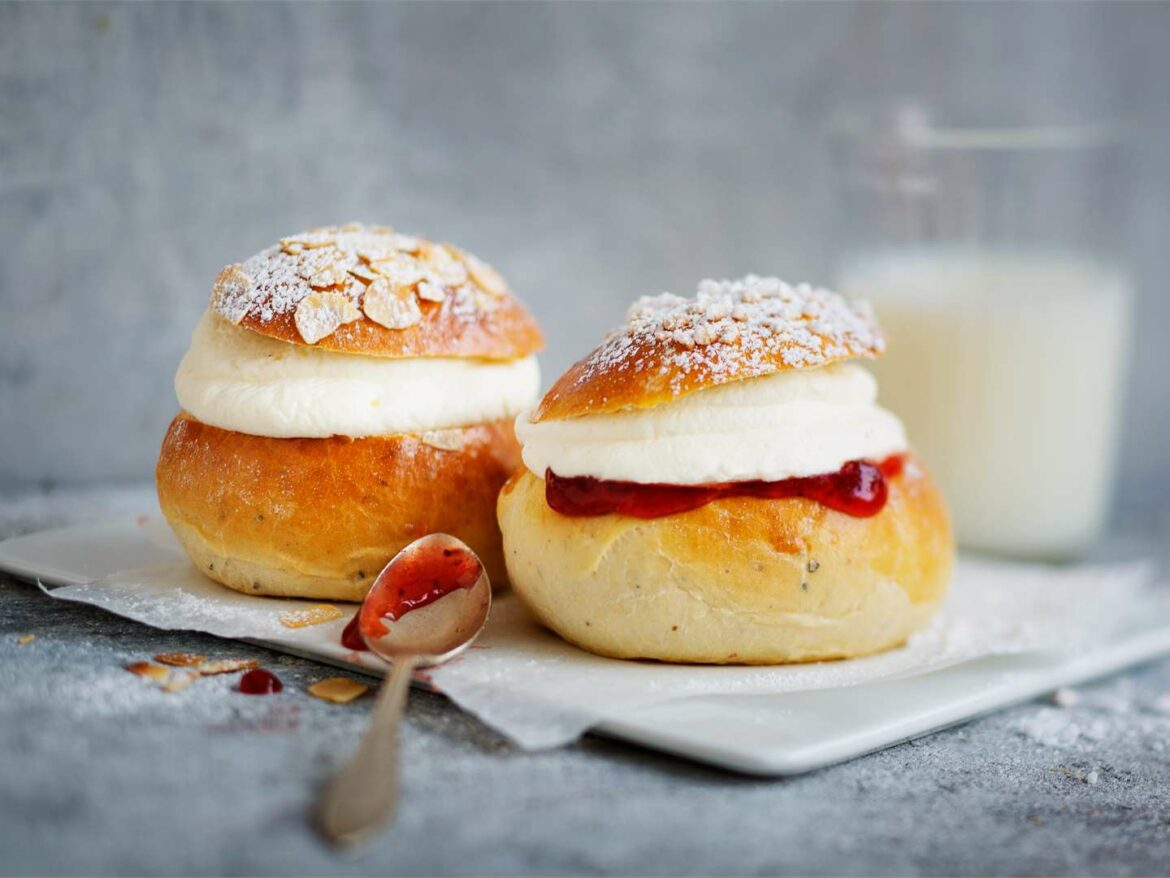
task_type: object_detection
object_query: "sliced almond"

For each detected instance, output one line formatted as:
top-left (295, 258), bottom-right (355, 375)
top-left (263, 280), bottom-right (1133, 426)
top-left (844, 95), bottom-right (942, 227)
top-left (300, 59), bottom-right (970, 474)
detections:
top-left (424, 243), bottom-right (468, 286)
top-left (279, 604), bottom-right (344, 629)
top-left (465, 254), bottom-right (508, 297)
top-left (126, 662), bottom-right (169, 681)
top-left (419, 429), bottom-right (465, 451)
top-left (362, 277), bottom-right (422, 329)
top-left (369, 253), bottom-right (426, 286)
top-left (154, 652), bottom-right (207, 667)
top-left (348, 263), bottom-right (377, 283)
top-left (308, 677), bottom-right (370, 704)
top-left (295, 292), bottom-right (362, 344)
top-left (392, 233), bottom-right (422, 253)
top-left (416, 279), bottom-right (446, 303)
top-left (281, 241), bottom-right (305, 255)
top-left (210, 264), bottom-right (252, 324)
top-left (308, 263), bottom-right (350, 290)
top-left (282, 234), bottom-right (333, 251)
top-left (357, 244), bottom-right (398, 264)
top-left (198, 658), bottom-right (260, 676)
top-left (162, 672), bottom-right (197, 694)
top-left (474, 290), bottom-right (501, 312)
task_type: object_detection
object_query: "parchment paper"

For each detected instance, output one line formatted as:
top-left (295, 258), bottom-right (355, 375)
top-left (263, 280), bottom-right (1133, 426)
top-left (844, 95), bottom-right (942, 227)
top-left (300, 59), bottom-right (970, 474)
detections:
top-left (44, 526), bottom-right (1160, 749)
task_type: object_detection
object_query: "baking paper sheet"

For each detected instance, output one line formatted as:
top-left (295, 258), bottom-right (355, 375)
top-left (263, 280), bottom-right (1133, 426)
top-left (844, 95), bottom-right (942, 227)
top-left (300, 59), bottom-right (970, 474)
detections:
top-left (38, 520), bottom-right (1164, 749)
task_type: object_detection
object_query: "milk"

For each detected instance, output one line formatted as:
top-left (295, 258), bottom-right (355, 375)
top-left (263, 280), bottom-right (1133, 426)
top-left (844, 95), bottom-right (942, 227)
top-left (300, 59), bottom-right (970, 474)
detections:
top-left (839, 250), bottom-right (1132, 559)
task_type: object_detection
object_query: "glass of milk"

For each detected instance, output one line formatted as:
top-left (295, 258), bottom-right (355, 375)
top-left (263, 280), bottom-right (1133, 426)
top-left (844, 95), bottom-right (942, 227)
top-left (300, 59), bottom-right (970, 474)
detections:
top-left (833, 105), bottom-right (1134, 560)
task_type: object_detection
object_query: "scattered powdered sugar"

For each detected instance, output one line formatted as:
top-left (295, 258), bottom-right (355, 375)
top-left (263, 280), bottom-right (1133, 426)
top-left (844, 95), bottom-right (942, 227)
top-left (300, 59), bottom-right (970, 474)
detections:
top-left (574, 275), bottom-right (883, 397)
top-left (1011, 674), bottom-right (1170, 756)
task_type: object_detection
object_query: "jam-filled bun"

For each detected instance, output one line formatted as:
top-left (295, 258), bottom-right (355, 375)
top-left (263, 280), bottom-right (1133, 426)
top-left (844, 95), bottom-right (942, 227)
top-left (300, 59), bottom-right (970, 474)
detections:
top-left (499, 276), bottom-right (953, 664)
top-left (158, 415), bottom-right (518, 601)
top-left (158, 224), bottom-right (543, 601)
top-left (499, 457), bottom-right (950, 664)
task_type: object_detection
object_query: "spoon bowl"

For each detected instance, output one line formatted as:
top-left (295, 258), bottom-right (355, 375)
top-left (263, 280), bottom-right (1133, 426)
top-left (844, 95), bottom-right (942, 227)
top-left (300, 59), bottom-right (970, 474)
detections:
top-left (359, 533), bottom-right (492, 664)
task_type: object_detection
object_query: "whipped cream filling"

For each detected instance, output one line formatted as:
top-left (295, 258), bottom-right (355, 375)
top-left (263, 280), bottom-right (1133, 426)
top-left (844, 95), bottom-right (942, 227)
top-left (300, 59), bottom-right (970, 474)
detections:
top-left (515, 363), bottom-right (907, 485)
top-left (176, 311), bottom-right (541, 438)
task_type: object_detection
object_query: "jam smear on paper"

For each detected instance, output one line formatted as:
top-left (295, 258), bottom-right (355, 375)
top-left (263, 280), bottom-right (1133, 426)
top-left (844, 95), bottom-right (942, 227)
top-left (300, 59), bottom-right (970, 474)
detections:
top-left (237, 668), bottom-right (283, 695)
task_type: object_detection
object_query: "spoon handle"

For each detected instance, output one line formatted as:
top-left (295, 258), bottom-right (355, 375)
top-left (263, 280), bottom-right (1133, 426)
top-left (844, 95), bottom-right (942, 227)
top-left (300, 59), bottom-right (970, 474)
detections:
top-left (318, 654), bottom-right (419, 846)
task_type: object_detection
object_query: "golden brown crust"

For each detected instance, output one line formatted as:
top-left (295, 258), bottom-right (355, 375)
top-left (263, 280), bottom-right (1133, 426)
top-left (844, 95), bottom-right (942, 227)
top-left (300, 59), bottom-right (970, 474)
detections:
top-left (497, 454), bottom-right (953, 664)
top-left (211, 224), bottom-right (544, 361)
top-left (233, 300), bottom-right (544, 362)
top-left (534, 277), bottom-right (882, 422)
top-left (156, 414), bottom-right (521, 601)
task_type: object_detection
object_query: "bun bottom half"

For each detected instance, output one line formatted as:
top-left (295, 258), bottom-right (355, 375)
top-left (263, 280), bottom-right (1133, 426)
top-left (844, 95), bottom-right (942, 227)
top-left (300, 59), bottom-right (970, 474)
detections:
top-left (497, 455), bottom-right (953, 664)
top-left (156, 414), bottom-right (520, 602)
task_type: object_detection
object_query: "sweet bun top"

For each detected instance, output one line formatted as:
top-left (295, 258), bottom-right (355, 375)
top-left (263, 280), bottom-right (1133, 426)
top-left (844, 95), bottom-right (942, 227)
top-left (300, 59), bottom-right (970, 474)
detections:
top-left (533, 275), bottom-right (884, 422)
top-left (210, 223), bottom-right (544, 361)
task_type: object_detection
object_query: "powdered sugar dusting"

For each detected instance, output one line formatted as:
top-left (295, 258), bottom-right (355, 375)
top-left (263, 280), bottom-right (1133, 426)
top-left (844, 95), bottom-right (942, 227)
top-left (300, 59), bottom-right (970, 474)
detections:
top-left (209, 223), bottom-right (509, 342)
top-left (589, 275), bottom-right (882, 395)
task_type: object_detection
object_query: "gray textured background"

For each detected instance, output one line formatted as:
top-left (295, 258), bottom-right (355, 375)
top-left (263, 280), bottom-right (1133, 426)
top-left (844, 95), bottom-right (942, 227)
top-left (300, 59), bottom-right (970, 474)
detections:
top-left (2, 1), bottom-right (1168, 515)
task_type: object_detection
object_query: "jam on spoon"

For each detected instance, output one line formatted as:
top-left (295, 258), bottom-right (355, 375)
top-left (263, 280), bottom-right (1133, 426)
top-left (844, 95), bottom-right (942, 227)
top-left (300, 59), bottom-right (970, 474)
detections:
top-left (545, 454), bottom-right (906, 520)
top-left (339, 541), bottom-right (483, 652)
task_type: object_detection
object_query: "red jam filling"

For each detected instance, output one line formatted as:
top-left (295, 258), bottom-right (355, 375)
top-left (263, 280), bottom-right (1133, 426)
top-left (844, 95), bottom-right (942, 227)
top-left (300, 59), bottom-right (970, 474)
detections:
top-left (545, 455), bottom-right (905, 520)
top-left (341, 543), bottom-right (482, 650)
top-left (237, 668), bottom-right (283, 695)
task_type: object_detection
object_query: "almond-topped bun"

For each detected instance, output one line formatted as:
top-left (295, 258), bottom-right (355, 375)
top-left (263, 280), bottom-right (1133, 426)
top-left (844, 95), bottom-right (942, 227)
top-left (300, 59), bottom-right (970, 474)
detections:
top-left (157, 223), bottom-right (543, 600)
top-left (498, 275), bottom-right (953, 664)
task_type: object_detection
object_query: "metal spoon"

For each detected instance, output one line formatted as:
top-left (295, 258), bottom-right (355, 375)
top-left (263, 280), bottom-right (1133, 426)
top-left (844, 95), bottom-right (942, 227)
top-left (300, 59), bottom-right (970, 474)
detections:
top-left (318, 534), bottom-right (491, 846)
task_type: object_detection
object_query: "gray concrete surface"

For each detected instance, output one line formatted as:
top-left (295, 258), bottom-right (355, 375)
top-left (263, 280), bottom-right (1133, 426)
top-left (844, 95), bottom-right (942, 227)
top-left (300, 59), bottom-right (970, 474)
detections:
top-left (2, 487), bottom-right (1170, 877)
top-left (2, 2), bottom-right (1170, 511)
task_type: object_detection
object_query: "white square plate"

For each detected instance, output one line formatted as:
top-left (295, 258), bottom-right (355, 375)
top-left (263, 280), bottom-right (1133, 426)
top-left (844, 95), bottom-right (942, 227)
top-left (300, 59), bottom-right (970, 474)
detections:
top-left (3, 519), bottom-right (1170, 776)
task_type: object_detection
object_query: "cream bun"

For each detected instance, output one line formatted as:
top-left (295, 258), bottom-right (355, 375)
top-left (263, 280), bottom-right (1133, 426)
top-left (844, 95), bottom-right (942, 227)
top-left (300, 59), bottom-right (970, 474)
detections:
top-left (157, 223), bottom-right (544, 600)
top-left (498, 276), bottom-right (952, 664)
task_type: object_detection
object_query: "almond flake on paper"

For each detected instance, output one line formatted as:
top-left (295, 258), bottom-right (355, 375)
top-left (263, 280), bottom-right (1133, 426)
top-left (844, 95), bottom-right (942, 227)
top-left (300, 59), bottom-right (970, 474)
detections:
top-left (294, 292), bottom-right (361, 343)
top-left (308, 678), bottom-right (370, 704)
top-left (279, 604), bottom-right (345, 629)
top-left (154, 652), bottom-right (207, 667)
top-left (363, 277), bottom-right (422, 329)
top-left (198, 658), bottom-right (260, 676)
top-left (162, 672), bottom-right (198, 694)
top-left (126, 662), bottom-right (170, 682)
